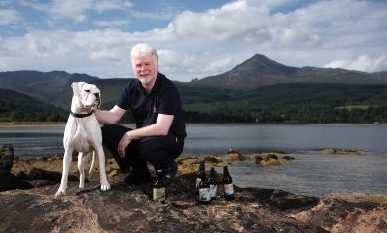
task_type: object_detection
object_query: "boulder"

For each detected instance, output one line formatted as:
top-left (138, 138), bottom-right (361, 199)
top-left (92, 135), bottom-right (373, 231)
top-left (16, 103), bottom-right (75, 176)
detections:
top-left (261, 158), bottom-right (281, 166)
top-left (0, 144), bottom-right (14, 172)
top-left (250, 154), bottom-right (263, 165)
top-left (321, 148), bottom-right (363, 155)
top-left (203, 155), bottom-right (224, 167)
top-left (0, 170), bottom-right (33, 192)
top-left (225, 152), bottom-right (247, 162)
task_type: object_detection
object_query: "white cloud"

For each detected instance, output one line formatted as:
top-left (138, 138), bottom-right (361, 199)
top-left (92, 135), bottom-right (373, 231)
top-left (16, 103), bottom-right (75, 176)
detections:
top-left (1, 0), bottom-right (387, 81)
top-left (0, 9), bottom-right (22, 26)
top-left (94, 20), bottom-right (130, 28)
top-left (49, 0), bottom-right (94, 22)
top-left (324, 54), bottom-right (387, 73)
top-left (94, 0), bottom-right (132, 13)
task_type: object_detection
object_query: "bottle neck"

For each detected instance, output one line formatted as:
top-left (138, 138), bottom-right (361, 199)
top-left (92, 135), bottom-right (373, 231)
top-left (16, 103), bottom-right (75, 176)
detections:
top-left (223, 166), bottom-right (230, 176)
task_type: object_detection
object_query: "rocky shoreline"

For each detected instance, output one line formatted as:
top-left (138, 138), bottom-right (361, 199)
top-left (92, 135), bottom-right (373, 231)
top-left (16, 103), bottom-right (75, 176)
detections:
top-left (1, 144), bottom-right (387, 232)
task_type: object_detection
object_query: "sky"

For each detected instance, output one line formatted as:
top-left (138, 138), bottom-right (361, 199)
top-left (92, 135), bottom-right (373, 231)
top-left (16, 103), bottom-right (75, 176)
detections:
top-left (0, 0), bottom-right (387, 82)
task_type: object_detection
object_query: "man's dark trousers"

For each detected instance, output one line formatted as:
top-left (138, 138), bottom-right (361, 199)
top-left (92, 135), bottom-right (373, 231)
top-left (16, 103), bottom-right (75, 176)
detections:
top-left (101, 124), bottom-right (184, 177)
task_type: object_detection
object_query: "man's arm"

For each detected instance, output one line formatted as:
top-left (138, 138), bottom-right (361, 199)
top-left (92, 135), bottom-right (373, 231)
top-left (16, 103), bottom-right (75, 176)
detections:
top-left (117, 113), bottom-right (174, 156)
top-left (94, 105), bottom-right (126, 124)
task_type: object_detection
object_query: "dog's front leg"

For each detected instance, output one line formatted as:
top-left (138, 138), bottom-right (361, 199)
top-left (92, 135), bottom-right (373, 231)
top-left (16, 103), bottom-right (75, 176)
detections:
top-left (96, 146), bottom-right (110, 191)
top-left (78, 152), bottom-right (86, 189)
top-left (55, 148), bottom-right (73, 197)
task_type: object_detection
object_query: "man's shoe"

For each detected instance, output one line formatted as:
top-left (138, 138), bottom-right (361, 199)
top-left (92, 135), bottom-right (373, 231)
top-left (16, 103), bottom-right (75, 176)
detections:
top-left (124, 173), bottom-right (152, 185)
top-left (164, 160), bottom-right (178, 179)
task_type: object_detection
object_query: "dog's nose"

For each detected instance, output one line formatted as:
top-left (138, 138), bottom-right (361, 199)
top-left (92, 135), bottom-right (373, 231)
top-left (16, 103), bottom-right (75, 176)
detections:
top-left (94, 93), bottom-right (100, 99)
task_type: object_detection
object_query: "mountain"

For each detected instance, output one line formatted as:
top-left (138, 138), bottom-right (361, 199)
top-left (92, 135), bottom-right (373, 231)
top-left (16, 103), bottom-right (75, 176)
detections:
top-left (0, 88), bottom-right (67, 122)
top-left (191, 54), bottom-right (387, 90)
top-left (0, 70), bottom-right (99, 106)
top-left (1, 54), bottom-right (387, 123)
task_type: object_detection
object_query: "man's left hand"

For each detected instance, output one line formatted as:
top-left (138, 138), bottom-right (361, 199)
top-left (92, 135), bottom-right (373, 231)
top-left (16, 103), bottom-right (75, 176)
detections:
top-left (118, 133), bottom-right (131, 157)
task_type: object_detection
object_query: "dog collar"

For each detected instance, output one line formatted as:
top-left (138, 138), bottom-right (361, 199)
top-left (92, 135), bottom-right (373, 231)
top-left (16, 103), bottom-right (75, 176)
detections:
top-left (70, 111), bottom-right (93, 118)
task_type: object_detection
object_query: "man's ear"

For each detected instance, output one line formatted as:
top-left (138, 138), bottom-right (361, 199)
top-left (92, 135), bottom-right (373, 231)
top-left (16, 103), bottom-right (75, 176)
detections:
top-left (71, 82), bottom-right (85, 96)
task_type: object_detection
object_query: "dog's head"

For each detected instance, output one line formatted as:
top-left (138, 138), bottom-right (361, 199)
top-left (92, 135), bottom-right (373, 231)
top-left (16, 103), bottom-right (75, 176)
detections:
top-left (71, 82), bottom-right (101, 109)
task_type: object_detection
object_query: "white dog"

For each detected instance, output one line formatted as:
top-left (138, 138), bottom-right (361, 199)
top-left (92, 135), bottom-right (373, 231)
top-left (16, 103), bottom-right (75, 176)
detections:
top-left (55, 82), bottom-right (110, 197)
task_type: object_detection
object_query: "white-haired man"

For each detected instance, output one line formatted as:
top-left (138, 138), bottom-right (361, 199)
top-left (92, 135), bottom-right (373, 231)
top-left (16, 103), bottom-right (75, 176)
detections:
top-left (94, 43), bottom-right (186, 184)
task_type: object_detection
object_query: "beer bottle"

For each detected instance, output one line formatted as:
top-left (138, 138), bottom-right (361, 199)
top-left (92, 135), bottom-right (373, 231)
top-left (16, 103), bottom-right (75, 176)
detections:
top-left (153, 169), bottom-right (165, 204)
top-left (207, 167), bottom-right (218, 200)
top-left (198, 173), bottom-right (211, 204)
top-left (195, 160), bottom-right (206, 195)
top-left (222, 165), bottom-right (235, 200)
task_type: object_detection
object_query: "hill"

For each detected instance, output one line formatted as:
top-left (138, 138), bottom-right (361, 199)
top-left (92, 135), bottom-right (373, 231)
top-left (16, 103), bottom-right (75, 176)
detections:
top-left (183, 83), bottom-right (387, 123)
top-left (191, 54), bottom-right (387, 90)
top-left (1, 53), bottom-right (387, 123)
top-left (0, 89), bottom-right (67, 122)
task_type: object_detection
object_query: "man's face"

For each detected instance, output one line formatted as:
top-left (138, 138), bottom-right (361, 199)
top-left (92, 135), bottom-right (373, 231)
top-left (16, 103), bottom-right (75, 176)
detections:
top-left (132, 55), bottom-right (158, 89)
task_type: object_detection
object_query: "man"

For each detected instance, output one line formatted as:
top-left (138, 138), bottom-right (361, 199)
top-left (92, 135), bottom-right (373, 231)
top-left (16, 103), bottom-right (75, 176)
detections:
top-left (94, 43), bottom-right (186, 184)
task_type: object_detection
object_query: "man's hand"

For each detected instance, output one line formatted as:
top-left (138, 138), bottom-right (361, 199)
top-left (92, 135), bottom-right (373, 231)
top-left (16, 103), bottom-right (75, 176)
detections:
top-left (118, 133), bottom-right (131, 157)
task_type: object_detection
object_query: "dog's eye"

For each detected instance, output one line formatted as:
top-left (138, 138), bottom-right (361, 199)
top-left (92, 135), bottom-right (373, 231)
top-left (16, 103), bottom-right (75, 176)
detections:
top-left (84, 90), bottom-right (90, 93)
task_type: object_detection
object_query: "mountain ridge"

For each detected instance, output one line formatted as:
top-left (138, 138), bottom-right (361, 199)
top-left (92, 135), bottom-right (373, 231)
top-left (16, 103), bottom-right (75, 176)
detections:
top-left (191, 54), bottom-right (387, 90)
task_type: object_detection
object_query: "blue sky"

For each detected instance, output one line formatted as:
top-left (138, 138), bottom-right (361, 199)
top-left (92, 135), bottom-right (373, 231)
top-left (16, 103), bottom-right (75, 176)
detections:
top-left (1, 0), bottom-right (387, 82)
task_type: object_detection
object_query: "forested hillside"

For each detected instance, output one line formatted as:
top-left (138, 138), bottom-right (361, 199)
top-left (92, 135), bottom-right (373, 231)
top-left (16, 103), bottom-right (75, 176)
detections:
top-left (0, 89), bottom-right (67, 122)
top-left (183, 83), bottom-right (387, 123)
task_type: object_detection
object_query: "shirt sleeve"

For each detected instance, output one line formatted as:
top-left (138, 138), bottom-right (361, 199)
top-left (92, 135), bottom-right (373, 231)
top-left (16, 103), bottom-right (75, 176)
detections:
top-left (158, 82), bottom-right (180, 115)
top-left (117, 85), bottom-right (131, 110)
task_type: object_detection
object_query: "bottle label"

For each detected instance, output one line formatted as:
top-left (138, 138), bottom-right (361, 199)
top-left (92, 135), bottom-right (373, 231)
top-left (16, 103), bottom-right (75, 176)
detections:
top-left (210, 184), bottom-right (217, 198)
top-left (199, 188), bottom-right (211, 202)
top-left (153, 187), bottom-right (165, 202)
top-left (195, 178), bottom-right (201, 189)
top-left (224, 183), bottom-right (234, 195)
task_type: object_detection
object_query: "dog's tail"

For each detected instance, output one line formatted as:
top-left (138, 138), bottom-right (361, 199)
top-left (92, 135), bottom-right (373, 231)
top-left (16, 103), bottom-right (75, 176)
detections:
top-left (88, 151), bottom-right (96, 177)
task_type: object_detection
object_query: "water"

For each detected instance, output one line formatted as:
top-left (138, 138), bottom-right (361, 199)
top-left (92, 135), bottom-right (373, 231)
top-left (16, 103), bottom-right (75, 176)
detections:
top-left (1, 124), bottom-right (387, 196)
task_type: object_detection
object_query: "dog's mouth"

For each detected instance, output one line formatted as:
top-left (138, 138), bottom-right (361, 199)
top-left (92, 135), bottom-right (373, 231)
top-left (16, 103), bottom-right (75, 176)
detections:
top-left (83, 99), bottom-right (100, 109)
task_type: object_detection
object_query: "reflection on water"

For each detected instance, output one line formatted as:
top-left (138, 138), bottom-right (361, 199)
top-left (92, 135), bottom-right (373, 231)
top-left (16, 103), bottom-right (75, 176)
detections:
top-left (1, 124), bottom-right (387, 196)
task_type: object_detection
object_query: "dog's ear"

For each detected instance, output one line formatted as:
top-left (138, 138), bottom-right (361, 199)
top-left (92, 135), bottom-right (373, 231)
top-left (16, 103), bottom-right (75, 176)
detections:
top-left (71, 82), bottom-right (85, 96)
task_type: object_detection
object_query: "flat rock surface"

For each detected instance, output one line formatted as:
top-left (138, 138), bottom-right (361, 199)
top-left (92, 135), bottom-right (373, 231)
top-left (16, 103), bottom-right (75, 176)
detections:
top-left (1, 173), bottom-right (386, 233)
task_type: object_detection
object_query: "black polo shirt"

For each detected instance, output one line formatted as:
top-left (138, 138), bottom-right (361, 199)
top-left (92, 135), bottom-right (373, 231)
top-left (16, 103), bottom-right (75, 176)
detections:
top-left (117, 73), bottom-right (186, 139)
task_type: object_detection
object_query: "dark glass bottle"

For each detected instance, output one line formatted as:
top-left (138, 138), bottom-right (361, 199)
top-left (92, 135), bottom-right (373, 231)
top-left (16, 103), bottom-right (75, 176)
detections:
top-left (195, 160), bottom-right (206, 195)
top-left (198, 173), bottom-right (211, 204)
top-left (207, 167), bottom-right (218, 200)
top-left (222, 166), bottom-right (235, 200)
top-left (153, 169), bottom-right (165, 204)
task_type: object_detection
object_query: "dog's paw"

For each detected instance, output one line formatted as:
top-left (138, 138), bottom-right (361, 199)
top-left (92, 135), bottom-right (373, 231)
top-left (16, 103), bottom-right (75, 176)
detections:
top-left (100, 181), bottom-right (110, 191)
top-left (55, 189), bottom-right (66, 197)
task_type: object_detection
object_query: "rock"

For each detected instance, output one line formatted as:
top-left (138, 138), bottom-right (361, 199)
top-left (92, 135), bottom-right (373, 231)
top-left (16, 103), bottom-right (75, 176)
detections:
top-left (203, 155), bottom-right (224, 167)
top-left (177, 156), bottom-right (199, 166)
top-left (291, 197), bottom-right (387, 233)
top-left (321, 148), bottom-right (363, 155)
top-left (0, 144), bottom-right (14, 172)
top-left (282, 155), bottom-right (295, 160)
top-left (1, 173), bottom-right (385, 232)
top-left (0, 170), bottom-right (33, 192)
top-left (266, 153), bottom-right (278, 160)
top-left (0, 174), bottom-right (328, 233)
top-left (177, 157), bottom-right (199, 174)
top-left (225, 152), bottom-right (247, 162)
top-left (25, 167), bottom-right (78, 182)
top-left (1, 156), bottom-right (385, 233)
top-left (261, 158), bottom-right (281, 166)
top-left (250, 154), bottom-right (263, 165)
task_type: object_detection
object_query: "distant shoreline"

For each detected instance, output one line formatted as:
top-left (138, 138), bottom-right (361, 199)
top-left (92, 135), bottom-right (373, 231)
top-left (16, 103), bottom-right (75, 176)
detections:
top-left (0, 122), bottom-right (66, 128)
top-left (1, 122), bottom-right (387, 128)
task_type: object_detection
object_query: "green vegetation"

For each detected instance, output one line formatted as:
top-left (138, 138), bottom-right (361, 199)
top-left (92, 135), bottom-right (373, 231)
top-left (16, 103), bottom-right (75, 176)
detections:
top-left (182, 83), bottom-right (387, 124)
top-left (1, 83), bottom-right (387, 124)
top-left (0, 89), bottom-right (67, 122)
